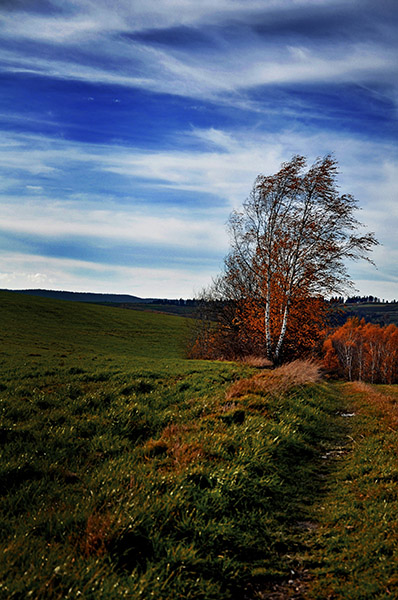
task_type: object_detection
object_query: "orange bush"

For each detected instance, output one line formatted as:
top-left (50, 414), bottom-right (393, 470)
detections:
top-left (323, 318), bottom-right (398, 383)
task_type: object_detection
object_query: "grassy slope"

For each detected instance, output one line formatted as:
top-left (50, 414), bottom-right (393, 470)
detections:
top-left (0, 291), bottom-right (397, 599)
top-left (0, 291), bottom-right (189, 369)
top-left (110, 302), bottom-right (197, 317)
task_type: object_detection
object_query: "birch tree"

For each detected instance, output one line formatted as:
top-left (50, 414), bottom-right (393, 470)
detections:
top-left (223, 155), bottom-right (378, 363)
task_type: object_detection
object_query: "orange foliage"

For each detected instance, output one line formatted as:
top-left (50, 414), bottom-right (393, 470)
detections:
top-left (144, 424), bottom-right (204, 471)
top-left (79, 511), bottom-right (115, 557)
top-left (206, 295), bottom-right (326, 362)
top-left (323, 318), bottom-right (398, 383)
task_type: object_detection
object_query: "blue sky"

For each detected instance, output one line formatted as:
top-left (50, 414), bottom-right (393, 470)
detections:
top-left (0, 0), bottom-right (397, 299)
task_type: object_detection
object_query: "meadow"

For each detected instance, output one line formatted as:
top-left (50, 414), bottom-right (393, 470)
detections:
top-left (0, 291), bottom-right (397, 599)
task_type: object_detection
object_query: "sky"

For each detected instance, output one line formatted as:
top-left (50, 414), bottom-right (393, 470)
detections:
top-left (0, 0), bottom-right (397, 300)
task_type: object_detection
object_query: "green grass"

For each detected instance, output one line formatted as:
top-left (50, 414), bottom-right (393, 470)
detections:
top-left (304, 382), bottom-right (398, 600)
top-left (108, 302), bottom-right (197, 317)
top-left (1, 291), bottom-right (397, 599)
top-left (0, 290), bottom-right (191, 371)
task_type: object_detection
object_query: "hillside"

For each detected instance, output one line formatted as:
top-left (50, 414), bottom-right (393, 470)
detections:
top-left (0, 291), bottom-right (397, 599)
top-left (343, 301), bottom-right (398, 326)
top-left (0, 290), bottom-right (189, 375)
top-left (2, 289), bottom-right (198, 317)
top-left (1, 288), bottom-right (146, 304)
top-left (7, 289), bottom-right (398, 324)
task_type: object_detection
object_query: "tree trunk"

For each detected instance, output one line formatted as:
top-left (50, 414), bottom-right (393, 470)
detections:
top-left (274, 303), bottom-right (289, 363)
top-left (264, 290), bottom-right (272, 360)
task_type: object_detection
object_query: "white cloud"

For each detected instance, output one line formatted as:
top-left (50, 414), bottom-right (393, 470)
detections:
top-left (1, 126), bottom-right (396, 244)
top-left (1, 0), bottom-right (336, 43)
top-left (26, 185), bottom-right (43, 192)
top-left (0, 12), bottom-right (107, 43)
top-left (0, 198), bottom-right (228, 252)
top-left (0, 148), bottom-right (56, 175)
top-left (0, 252), bottom-right (212, 298)
top-left (2, 39), bottom-right (394, 103)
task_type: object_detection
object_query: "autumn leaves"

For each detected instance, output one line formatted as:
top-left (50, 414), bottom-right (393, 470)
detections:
top-left (324, 318), bottom-right (398, 383)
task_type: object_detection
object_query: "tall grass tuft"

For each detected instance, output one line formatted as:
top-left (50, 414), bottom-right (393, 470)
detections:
top-left (239, 355), bottom-right (274, 369)
top-left (226, 359), bottom-right (321, 400)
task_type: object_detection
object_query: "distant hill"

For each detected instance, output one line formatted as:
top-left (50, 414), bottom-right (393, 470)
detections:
top-left (342, 302), bottom-right (398, 326)
top-left (2, 288), bottom-right (149, 304)
top-left (326, 302), bottom-right (398, 327)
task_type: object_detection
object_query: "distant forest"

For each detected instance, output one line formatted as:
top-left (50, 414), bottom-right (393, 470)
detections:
top-left (331, 295), bottom-right (397, 304)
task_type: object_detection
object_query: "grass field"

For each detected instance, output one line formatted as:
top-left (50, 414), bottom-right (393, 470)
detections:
top-left (1, 291), bottom-right (397, 599)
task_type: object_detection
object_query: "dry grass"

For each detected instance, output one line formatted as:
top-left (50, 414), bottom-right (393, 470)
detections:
top-left (347, 381), bottom-right (398, 429)
top-left (239, 355), bottom-right (273, 369)
top-left (144, 424), bottom-right (204, 469)
top-left (275, 359), bottom-right (322, 385)
top-left (79, 511), bottom-right (116, 558)
top-left (226, 359), bottom-right (322, 400)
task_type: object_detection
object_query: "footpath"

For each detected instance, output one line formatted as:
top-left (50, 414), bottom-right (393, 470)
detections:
top-left (255, 382), bottom-right (398, 600)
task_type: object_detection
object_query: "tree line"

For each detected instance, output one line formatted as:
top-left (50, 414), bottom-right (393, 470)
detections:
top-left (330, 295), bottom-right (397, 304)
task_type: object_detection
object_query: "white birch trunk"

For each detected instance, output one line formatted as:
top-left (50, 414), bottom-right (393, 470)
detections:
top-left (264, 268), bottom-right (272, 359)
top-left (274, 303), bottom-right (289, 362)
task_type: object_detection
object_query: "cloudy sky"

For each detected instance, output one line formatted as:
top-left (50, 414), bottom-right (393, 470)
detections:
top-left (0, 0), bottom-right (397, 299)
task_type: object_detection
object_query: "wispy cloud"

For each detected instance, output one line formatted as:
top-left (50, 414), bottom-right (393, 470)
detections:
top-left (1, 126), bottom-right (395, 256)
top-left (1, 0), bottom-right (396, 103)
top-left (0, 196), bottom-right (228, 252)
